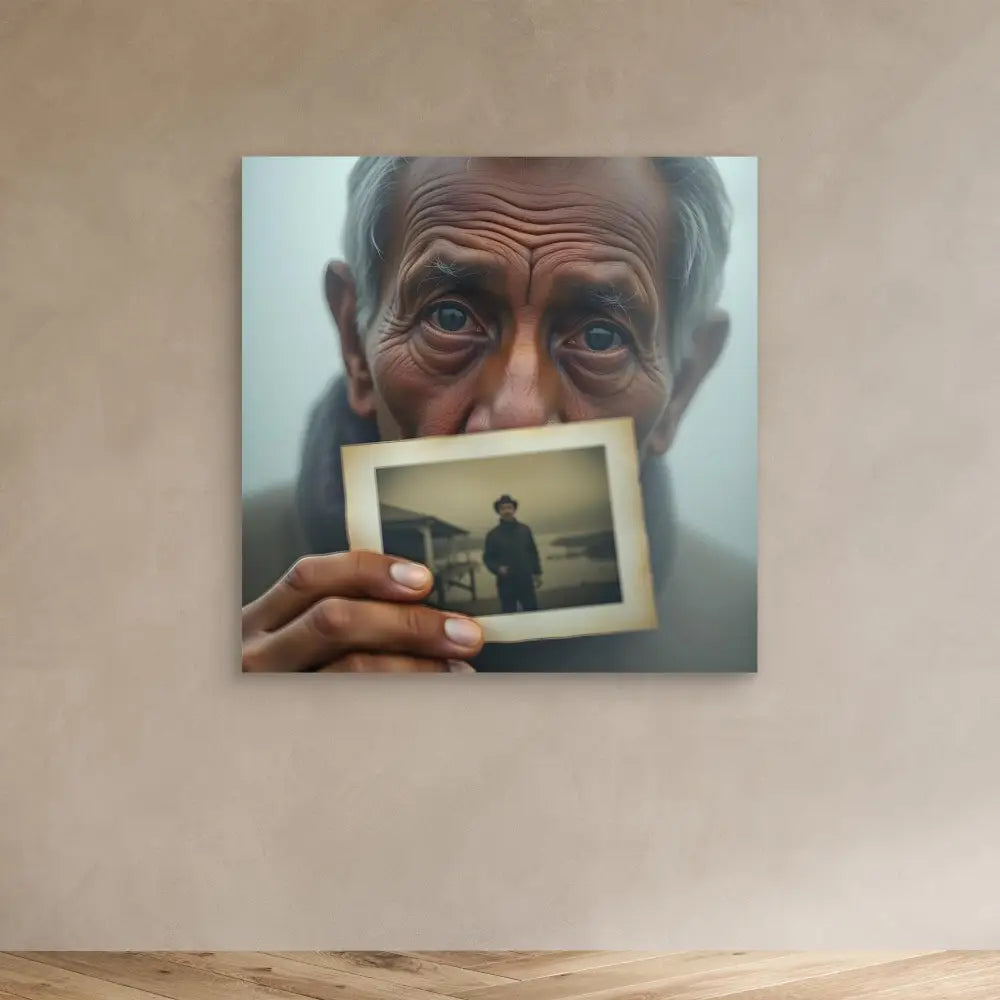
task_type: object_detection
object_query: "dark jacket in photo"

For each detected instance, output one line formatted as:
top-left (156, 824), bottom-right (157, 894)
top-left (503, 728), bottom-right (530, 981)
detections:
top-left (483, 520), bottom-right (541, 579)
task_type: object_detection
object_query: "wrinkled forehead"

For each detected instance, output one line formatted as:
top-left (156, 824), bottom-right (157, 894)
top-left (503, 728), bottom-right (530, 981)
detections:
top-left (386, 156), bottom-right (670, 271)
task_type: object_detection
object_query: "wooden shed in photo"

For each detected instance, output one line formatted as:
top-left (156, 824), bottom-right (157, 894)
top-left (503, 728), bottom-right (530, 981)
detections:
top-left (379, 503), bottom-right (479, 607)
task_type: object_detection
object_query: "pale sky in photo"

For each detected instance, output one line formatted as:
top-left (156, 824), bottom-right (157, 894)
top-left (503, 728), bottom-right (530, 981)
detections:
top-left (376, 446), bottom-right (613, 537)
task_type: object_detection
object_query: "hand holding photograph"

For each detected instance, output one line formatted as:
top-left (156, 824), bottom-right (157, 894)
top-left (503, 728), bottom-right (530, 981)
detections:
top-left (342, 418), bottom-right (657, 644)
top-left (242, 155), bottom-right (757, 673)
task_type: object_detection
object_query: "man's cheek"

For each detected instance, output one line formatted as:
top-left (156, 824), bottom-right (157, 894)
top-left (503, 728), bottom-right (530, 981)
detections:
top-left (412, 389), bottom-right (475, 436)
top-left (369, 340), bottom-right (474, 439)
top-left (630, 385), bottom-right (671, 449)
top-left (565, 369), bottom-right (672, 449)
top-left (627, 362), bottom-right (673, 450)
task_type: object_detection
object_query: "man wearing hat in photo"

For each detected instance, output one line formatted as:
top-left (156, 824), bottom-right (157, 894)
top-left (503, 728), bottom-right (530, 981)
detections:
top-left (482, 494), bottom-right (542, 614)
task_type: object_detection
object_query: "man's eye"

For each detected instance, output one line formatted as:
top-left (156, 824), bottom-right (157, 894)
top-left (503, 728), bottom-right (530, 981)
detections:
top-left (427, 301), bottom-right (474, 333)
top-left (580, 322), bottom-right (626, 351)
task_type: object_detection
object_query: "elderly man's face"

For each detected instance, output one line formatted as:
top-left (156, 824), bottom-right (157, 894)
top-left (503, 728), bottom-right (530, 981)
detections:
top-left (497, 501), bottom-right (517, 521)
top-left (328, 157), bottom-right (725, 459)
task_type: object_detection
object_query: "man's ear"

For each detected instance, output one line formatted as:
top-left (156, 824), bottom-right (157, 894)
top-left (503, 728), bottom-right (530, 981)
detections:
top-left (324, 260), bottom-right (376, 419)
top-left (646, 308), bottom-right (730, 456)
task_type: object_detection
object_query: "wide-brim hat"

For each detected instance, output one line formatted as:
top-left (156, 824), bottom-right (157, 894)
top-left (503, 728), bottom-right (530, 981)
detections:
top-left (493, 494), bottom-right (518, 512)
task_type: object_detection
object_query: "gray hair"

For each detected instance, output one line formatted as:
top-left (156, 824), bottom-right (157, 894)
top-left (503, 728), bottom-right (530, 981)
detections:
top-left (342, 156), bottom-right (732, 370)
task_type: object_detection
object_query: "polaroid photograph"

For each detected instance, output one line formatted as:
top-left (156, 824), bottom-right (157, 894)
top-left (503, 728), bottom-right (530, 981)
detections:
top-left (342, 418), bottom-right (657, 643)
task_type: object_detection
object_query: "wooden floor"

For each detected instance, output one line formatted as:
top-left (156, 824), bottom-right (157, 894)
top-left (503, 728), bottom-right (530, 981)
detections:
top-left (1, 951), bottom-right (998, 999)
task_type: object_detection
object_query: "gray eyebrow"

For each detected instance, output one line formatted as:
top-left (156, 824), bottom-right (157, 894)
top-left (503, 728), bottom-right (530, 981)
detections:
top-left (587, 283), bottom-right (641, 318)
top-left (428, 255), bottom-right (474, 280)
top-left (562, 278), bottom-right (651, 328)
top-left (409, 252), bottom-right (506, 297)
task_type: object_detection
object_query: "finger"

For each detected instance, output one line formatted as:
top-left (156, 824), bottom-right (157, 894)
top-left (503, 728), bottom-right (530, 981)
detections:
top-left (242, 550), bottom-right (434, 636)
top-left (315, 654), bottom-right (475, 673)
top-left (241, 598), bottom-right (484, 673)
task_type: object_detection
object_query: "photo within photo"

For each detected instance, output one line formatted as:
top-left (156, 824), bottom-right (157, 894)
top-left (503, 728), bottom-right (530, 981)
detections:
top-left (375, 446), bottom-right (622, 617)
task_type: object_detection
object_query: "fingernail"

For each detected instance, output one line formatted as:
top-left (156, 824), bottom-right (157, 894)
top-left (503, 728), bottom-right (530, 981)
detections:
top-left (447, 660), bottom-right (476, 673)
top-left (389, 561), bottom-right (432, 590)
top-left (444, 617), bottom-right (482, 648)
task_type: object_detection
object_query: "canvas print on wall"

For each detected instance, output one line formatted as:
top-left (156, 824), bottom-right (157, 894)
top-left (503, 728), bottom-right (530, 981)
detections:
top-left (241, 156), bottom-right (758, 672)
